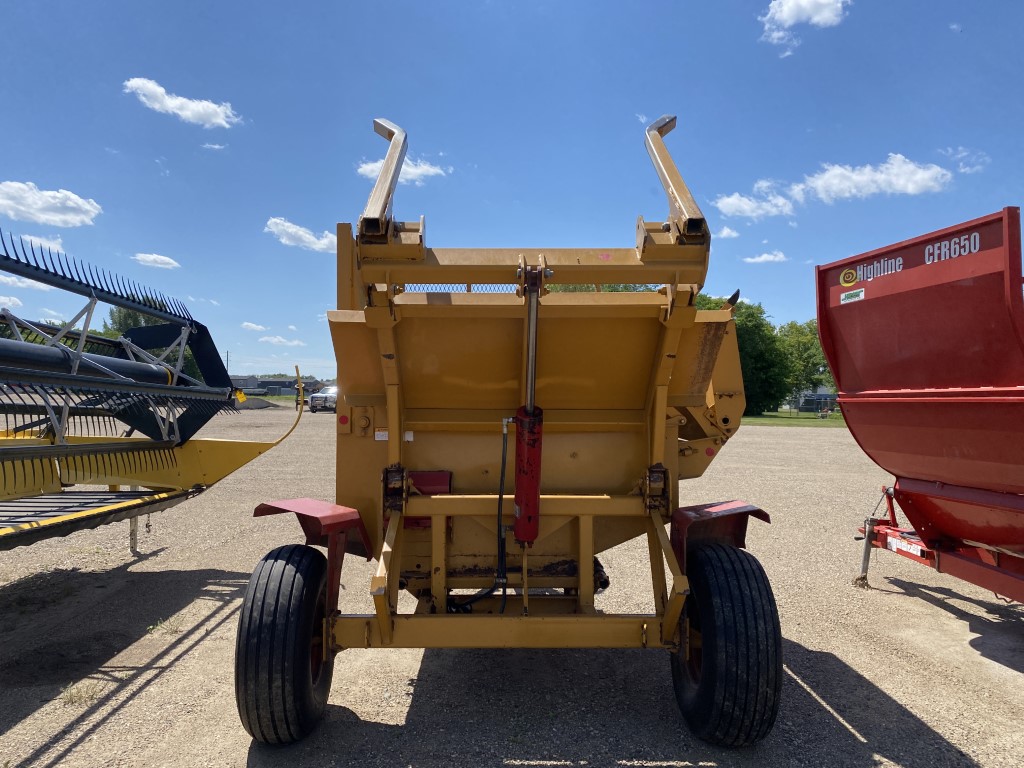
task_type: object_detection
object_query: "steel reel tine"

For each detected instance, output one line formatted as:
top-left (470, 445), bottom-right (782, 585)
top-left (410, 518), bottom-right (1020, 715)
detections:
top-left (70, 253), bottom-right (85, 283)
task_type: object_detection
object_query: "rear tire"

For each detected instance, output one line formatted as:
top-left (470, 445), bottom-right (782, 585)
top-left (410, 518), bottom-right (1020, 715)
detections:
top-left (235, 544), bottom-right (334, 744)
top-left (671, 543), bottom-right (782, 746)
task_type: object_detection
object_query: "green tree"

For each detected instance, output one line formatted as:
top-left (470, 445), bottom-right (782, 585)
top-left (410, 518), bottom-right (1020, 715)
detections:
top-left (695, 295), bottom-right (792, 416)
top-left (101, 306), bottom-right (165, 337)
top-left (777, 319), bottom-right (834, 402)
top-left (101, 306), bottom-right (201, 380)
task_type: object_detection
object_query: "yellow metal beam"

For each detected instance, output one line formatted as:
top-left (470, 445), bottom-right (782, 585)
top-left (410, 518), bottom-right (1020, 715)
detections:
top-left (370, 512), bottom-right (401, 643)
top-left (430, 514), bottom-right (447, 612)
top-left (331, 613), bottom-right (672, 649)
top-left (577, 514), bottom-right (595, 612)
top-left (406, 494), bottom-right (645, 518)
top-left (647, 516), bottom-right (689, 645)
top-left (360, 247), bottom-right (709, 287)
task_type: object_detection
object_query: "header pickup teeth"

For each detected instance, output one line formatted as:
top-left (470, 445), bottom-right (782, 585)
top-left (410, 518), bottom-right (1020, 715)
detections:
top-left (0, 230), bottom-right (193, 325)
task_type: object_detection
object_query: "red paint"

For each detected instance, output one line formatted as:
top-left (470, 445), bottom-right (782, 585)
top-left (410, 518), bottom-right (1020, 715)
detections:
top-left (338, 414), bottom-right (349, 425)
top-left (864, 521), bottom-right (1024, 603)
top-left (408, 470), bottom-right (452, 495)
top-left (254, 497), bottom-right (372, 611)
top-left (705, 447), bottom-right (715, 457)
top-left (670, 500), bottom-right (771, 574)
top-left (513, 405), bottom-right (543, 546)
top-left (818, 208), bottom-right (1024, 592)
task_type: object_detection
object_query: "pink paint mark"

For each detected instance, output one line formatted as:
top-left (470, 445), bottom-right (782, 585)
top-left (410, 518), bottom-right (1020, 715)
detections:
top-left (598, 252), bottom-right (612, 261)
top-left (339, 414), bottom-right (349, 425)
top-left (705, 447), bottom-right (716, 457)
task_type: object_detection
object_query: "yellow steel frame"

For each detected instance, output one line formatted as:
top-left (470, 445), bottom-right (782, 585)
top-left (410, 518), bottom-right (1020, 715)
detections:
top-left (327, 116), bottom-right (744, 651)
top-left (0, 366), bottom-right (305, 502)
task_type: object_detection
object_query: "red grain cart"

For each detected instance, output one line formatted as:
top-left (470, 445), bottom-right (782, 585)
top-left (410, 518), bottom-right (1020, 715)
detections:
top-left (816, 208), bottom-right (1024, 602)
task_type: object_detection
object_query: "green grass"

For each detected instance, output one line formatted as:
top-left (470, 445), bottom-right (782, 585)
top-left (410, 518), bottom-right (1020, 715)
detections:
top-left (742, 411), bottom-right (848, 428)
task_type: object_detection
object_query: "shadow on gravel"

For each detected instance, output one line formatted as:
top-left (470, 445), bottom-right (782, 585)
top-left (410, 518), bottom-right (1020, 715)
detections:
top-left (0, 562), bottom-right (248, 768)
top-left (245, 638), bottom-right (976, 768)
top-left (886, 577), bottom-right (1024, 674)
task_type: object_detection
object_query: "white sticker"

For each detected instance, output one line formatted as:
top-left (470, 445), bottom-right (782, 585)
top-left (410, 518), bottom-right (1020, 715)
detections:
top-left (404, 431), bottom-right (414, 442)
top-left (374, 429), bottom-right (388, 441)
top-left (841, 288), bottom-right (865, 304)
top-left (887, 537), bottom-right (922, 557)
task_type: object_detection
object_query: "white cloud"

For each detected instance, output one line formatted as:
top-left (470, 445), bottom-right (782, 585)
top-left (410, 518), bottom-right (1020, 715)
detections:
top-left (259, 335), bottom-right (307, 347)
top-left (132, 253), bottom-right (181, 269)
top-left (939, 146), bottom-right (989, 175)
top-left (636, 113), bottom-right (648, 124)
top-left (242, 322), bottom-right (267, 331)
top-left (0, 295), bottom-right (23, 308)
top-left (743, 250), bottom-right (789, 264)
top-left (790, 154), bottom-right (952, 203)
top-left (949, 23), bottom-right (962, 33)
top-left (41, 308), bottom-right (64, 322)
top-left (356, 157), bottom-right (450, 187)
top-left (0, 274), bottom-right (53, 291)
top-left (123, 77), bottom-right (241, 129)
top-left (202, 143), bottom-right (227, 151)
top-left (288, 324), bottom-right (297, 331)
top-left (22, 234), bottom-right (63, 252)
top-left (0, 181), bottom-right (102, 227)
top-left (716, 226), bottom-right (740, 239)
top-left (714, 180), bottom-right (794, 219)
top-left (264, 217), bottom-right (336, 253)
top-left (760, 0), bottom-right (851, 52)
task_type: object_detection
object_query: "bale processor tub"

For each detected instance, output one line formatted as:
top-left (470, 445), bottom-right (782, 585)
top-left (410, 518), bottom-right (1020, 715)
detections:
top-left (234, 117), bottom-right (782, 747)
top-left (817, 208), bottom-right (1024, 603)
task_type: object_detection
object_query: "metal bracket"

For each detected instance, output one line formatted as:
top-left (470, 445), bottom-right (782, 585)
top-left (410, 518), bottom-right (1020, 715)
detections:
top-left (644, 464), bottom-right (669, 514)
top-left (382, 463), bottom-right (408, 515)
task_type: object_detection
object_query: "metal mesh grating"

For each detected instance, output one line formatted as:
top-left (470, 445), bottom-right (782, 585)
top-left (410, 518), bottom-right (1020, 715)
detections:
top-left (403, 283), bottom-right (517, 294)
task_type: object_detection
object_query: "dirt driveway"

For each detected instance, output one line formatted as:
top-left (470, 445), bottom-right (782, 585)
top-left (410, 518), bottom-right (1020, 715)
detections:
top-left (1, 408), bottom-right (1021, 767)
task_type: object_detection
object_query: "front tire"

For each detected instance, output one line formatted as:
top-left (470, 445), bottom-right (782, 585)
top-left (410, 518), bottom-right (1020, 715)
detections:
top-left (235, 544), bottom-right (334, 744)
top-left (671, 543), bottom-right (782, 747)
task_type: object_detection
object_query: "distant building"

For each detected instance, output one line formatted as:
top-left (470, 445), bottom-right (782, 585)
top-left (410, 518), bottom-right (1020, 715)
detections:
top-left (230, 375), bottom-right (324, 397)
top-left (794, 386), bottom-right (837, 413)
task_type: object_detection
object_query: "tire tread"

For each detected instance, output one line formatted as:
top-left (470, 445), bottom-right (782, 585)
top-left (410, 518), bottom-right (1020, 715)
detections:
top-left (673, 542), bottom-right (781, 747)
top-left (235, 544), bottom-right (333, 744)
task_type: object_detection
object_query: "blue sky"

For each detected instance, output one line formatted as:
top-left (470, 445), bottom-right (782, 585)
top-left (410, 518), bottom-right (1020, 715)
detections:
top-left (1, 1), bottom-right (1021, 379)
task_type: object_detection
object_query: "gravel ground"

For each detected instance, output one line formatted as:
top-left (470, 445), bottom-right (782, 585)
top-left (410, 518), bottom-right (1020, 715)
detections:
top-left (1, 408), bottom-right (1021, 768)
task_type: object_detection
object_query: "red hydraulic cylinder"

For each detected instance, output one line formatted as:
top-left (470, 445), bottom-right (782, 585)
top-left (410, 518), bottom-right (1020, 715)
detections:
top-left (514, 405), bottom-right (543, 546)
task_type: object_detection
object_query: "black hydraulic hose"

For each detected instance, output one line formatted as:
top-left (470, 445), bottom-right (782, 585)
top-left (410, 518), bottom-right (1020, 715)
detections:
top-left (446, 417), bottom-right (512, 614)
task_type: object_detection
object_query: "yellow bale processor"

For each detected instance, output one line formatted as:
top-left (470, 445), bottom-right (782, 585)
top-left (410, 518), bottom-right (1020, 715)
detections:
top-left (235, 117), bottom-right (782, 747)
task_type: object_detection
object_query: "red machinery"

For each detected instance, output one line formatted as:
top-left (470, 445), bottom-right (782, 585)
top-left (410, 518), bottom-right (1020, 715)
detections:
top-left (817, 208), bottom-right (1024, 602)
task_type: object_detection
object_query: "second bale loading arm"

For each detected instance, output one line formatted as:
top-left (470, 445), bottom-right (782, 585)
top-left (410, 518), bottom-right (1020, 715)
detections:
top-left (235, 117), bottom-right (782, 748)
